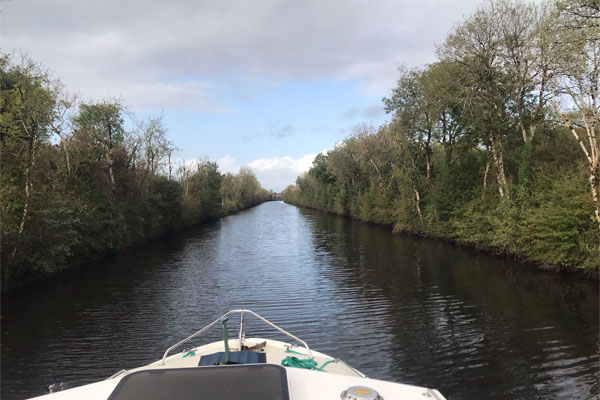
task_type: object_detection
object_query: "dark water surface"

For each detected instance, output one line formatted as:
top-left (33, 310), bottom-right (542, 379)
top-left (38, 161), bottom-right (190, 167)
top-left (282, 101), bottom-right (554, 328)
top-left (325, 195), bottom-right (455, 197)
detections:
top-left (2, 202), bottom-right (599, 399)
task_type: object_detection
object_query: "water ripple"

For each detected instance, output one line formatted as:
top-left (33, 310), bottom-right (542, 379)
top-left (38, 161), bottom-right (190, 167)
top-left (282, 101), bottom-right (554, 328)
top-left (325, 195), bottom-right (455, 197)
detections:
top-left (1, 202), bottom-right (598, 400)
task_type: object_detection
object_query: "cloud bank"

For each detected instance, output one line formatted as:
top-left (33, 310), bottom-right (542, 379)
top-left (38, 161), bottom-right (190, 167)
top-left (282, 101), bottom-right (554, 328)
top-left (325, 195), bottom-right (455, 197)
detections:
top-left (2, 0), bottom-right (481, 106)
top-left (217, 153), bottom-right (321, 192)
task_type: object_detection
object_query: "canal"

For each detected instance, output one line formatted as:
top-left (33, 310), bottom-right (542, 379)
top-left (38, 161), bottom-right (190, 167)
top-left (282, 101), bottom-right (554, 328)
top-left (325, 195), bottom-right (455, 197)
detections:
top-left (1, 201), bottom-right (598, 399)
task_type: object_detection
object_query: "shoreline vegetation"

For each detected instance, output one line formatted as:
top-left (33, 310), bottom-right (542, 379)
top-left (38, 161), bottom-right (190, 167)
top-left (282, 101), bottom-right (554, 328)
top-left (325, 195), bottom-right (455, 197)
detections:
top-left (290, 202), bottom-right (599, 280)
top-left (1, 55), bottom-right (275, 290)
top-left (283, 0), bottom-right (599, 275)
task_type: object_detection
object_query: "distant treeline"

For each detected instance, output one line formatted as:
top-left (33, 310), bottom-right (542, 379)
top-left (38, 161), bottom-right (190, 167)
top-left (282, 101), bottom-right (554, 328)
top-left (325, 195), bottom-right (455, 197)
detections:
top-left (284, 0), bottom-right (599, 270)
top-left (1, 55), bottom-right (275, 289)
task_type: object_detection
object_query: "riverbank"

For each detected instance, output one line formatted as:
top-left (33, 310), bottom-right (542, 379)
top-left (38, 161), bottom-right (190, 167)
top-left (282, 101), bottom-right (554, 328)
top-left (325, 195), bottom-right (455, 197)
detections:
top-left (281, 121), bottom-right (598, 274)
top-left (3, 199), bottom-right (274, 292)
top-left (283, 200), bottom-right (599, 280)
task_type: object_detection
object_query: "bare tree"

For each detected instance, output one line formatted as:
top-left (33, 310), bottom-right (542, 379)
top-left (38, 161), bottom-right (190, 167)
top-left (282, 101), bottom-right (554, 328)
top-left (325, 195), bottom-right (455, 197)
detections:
top-left (438, 1), bottom-right (512, 199)
top-left (49, 89), bottom-right (78, 174)
top-left (137, 113), bottom-right (174, 175)
top-left (549, 0), bottom-right (600, 229)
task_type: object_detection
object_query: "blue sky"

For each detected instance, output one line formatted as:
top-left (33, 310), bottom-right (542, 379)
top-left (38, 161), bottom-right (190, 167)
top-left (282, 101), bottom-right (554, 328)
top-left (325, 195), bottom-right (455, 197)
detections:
top-left (163, 78), bottom-right (385, 161)
top-left (2, 0), bottom-right (483, 191)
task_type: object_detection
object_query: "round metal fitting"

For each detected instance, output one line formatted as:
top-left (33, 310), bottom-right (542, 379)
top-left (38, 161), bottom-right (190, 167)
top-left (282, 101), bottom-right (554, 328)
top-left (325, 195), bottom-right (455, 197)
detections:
top-left (340, 385), bottom-right (383, 400)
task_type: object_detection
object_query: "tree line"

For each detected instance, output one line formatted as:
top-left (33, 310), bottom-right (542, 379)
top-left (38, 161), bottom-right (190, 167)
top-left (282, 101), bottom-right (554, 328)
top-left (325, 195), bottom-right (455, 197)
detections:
top-left (1, 55), bottom-right (275, 289)
top-left (284, 0), bottom-right (599, 270)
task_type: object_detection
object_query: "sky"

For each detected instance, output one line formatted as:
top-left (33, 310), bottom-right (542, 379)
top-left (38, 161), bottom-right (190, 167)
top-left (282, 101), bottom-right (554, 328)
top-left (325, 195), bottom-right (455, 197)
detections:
top-left (1, 0), bottom-right (483, 192)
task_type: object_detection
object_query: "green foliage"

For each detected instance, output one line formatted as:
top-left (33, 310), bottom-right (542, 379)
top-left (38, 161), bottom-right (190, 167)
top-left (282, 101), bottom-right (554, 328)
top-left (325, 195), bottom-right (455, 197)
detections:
top-left (181, 160), bottom-right (223, 222)
top-left (74, 102), bottom-right (125, 148)
top-left (0, 55), bottom-right (272, 289)
top-left (283, 0), bottom-right (599, 271)
top-left (522, 172), bottom-right (596, 267)
top-left (285, 118), bottom-right (598, 269)
top-left (218, 167), bottom-right (272, 215)
top-left (144, 175), bottom-right (183, 238)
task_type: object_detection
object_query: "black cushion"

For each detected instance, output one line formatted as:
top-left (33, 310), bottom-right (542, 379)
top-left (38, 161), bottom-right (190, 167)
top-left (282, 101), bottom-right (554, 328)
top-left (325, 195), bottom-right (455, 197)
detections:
top-left (199, 350), bottom-right (267, 366)
top-left (108, 365), bottom-right (288, 400)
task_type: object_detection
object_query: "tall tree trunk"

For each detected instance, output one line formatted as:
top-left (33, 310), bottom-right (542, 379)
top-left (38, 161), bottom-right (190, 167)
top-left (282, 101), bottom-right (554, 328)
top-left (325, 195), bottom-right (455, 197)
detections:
top-left (107, 147), bottom-right (116, 202)
top-left (589, 171), bottom-right (600, 230)
top-left (441, 113), bottom-right (454, 165)
top-left (7, 134), bottom-right (37, 284)
top-left (411, 178), bottom-right (424, 224)
top-left (551, 97), bottom-right (600, 231)
top-left (517, 135), bottom-right (533, 199)
top-left (60, 135), bottom-right (71, 174)
top-left (107, 125), bottom-right (116, 203)
top-left (490, 133), bottom-right (509, 199)
top-left (18, 138), bottom-right (35, 235)
top-left (482, 159), bottom-right (491, 201)
top-left (425, 156), bottom-right (432, 186)
top-left (168, 151), bottom-right (173, 180)
top-left (425, 130), bottom-right (433, 186)
top-left (50, 123), bottom-right (72, 175)
top-left (423, 131), bottom-right (439, 226)
top-left (369, 158), bottom-right (384, 193)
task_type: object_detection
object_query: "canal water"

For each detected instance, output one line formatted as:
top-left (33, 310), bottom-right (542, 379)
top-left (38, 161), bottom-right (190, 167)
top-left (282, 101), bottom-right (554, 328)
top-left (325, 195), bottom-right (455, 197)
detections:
top-left (2, 201), bottom-right (598, 399)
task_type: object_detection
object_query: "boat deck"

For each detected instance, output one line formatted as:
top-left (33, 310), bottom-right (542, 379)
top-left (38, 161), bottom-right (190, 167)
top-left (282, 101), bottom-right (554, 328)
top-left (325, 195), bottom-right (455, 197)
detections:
top-left (124, 337), bottom-right (362, 378)
top-left (31, 362), bottom-right (445, 400)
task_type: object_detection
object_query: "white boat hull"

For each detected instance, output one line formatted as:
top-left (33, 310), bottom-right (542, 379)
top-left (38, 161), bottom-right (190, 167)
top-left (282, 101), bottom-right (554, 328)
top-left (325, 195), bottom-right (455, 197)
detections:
top-left (28, 310), bottom-right (446, 400)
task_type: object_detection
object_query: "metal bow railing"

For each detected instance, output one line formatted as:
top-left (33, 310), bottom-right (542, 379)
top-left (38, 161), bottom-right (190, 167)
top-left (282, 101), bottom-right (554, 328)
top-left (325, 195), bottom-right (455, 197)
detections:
top-left (160, 309), bottom-right (313, 365)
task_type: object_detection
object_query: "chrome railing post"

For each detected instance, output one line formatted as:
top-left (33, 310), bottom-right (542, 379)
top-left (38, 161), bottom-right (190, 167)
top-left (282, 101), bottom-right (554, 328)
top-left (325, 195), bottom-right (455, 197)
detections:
top-left (238, 309), bottom-right (245, 350)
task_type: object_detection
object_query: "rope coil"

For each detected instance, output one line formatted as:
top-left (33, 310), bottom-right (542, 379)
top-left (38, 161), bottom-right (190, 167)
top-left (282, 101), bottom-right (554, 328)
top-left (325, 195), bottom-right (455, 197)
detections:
top-left (281, 348), bottom-right (336, 371)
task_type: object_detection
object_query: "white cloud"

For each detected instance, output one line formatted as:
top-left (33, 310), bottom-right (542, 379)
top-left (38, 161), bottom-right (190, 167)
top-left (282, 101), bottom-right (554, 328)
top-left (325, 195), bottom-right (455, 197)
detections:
top-left (217, 153), bottom-right (323, 192)
top-left (216, 155), bottom-right (240, 175)
top-left (2, 0), bottom-right (483, 104)
top-left (73, 80), bottom-right (229, 113)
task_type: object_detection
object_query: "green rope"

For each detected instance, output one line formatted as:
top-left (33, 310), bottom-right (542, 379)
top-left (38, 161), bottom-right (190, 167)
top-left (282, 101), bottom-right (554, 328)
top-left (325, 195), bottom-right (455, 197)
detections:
top-left (281, 348), bottom-right (337, 371)
top-left (316, 359), bottom-right (336, 371)
top-left (285, 348), bottom-right (308, 356)
top-left (281, 356), bottom-right (318, 369)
